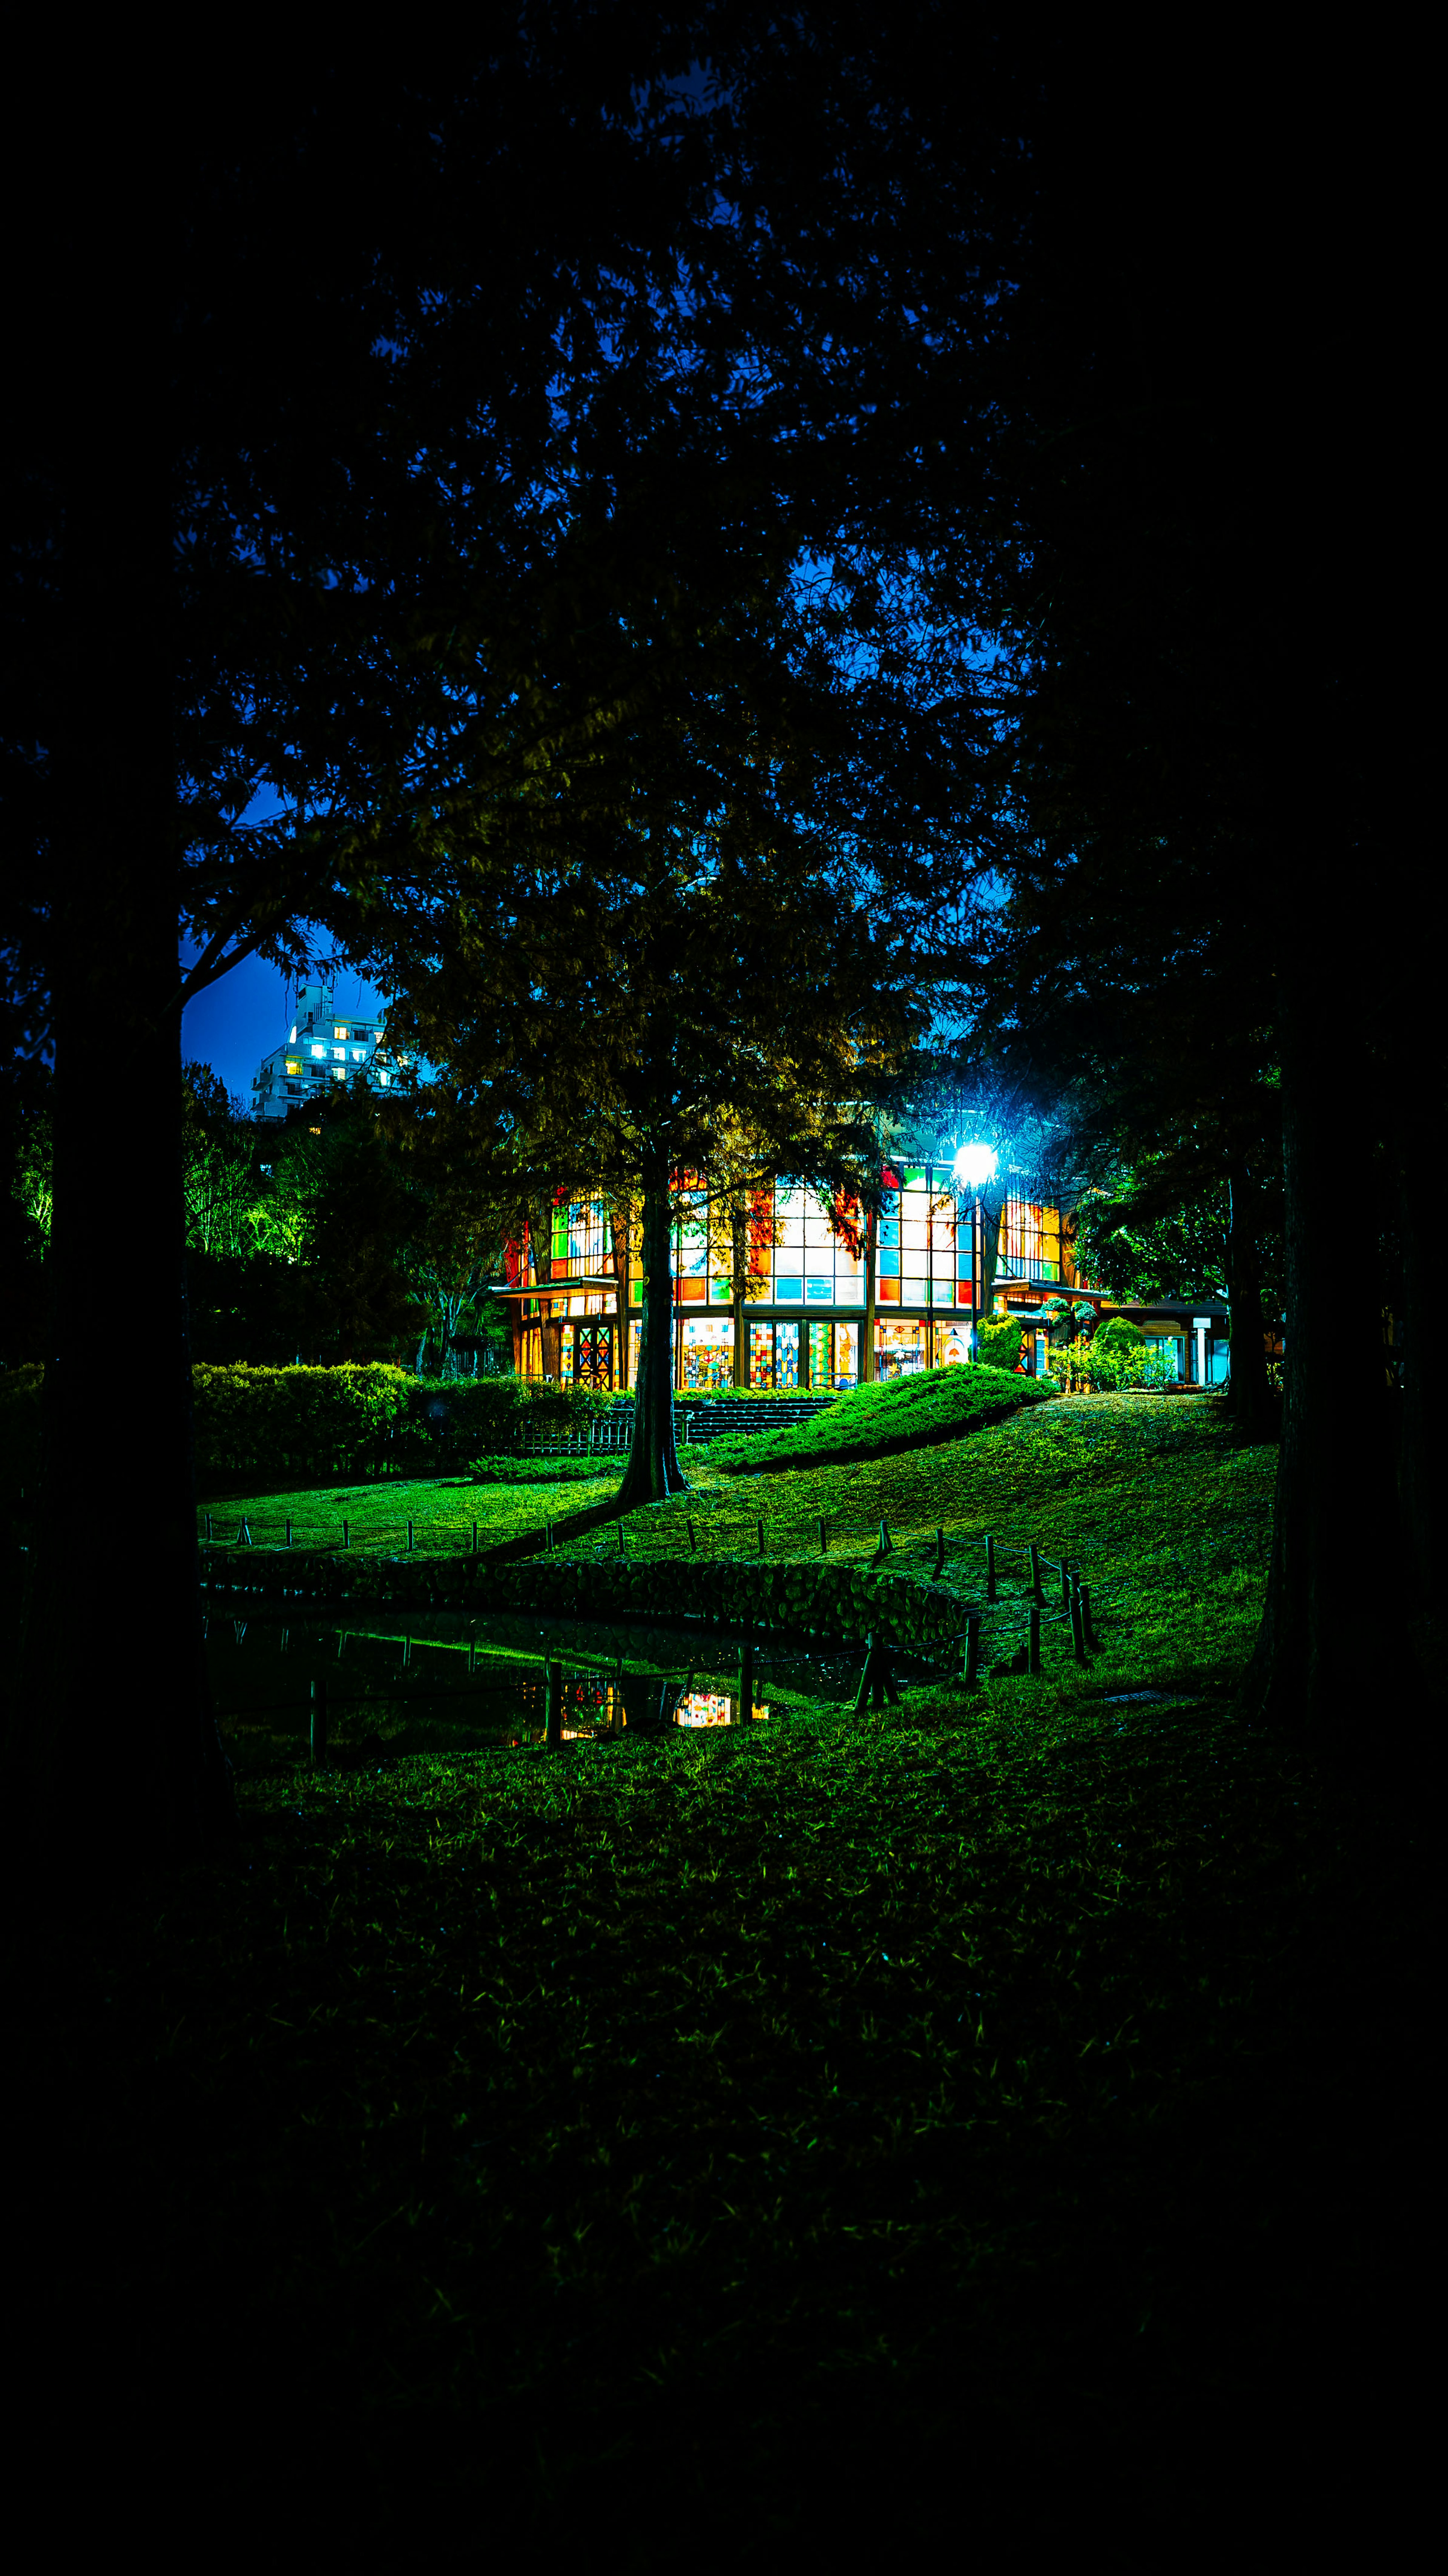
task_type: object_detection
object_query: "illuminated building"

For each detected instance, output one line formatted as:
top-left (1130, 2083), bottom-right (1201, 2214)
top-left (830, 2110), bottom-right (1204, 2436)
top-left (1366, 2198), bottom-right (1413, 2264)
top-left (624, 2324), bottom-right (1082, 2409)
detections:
top-left (249, 982), bottom-right (404, 1124)
top-left (495, 1162), bottom-right (1099, 1391)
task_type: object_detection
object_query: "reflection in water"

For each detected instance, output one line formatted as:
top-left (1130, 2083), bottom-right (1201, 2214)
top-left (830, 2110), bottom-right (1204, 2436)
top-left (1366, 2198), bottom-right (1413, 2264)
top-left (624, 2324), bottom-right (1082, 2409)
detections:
top-left (205, 1606), bottom-right (844, 1768)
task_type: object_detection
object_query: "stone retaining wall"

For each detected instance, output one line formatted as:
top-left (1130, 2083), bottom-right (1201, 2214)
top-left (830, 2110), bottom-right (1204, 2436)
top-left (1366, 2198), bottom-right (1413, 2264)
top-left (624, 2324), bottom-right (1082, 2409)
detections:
top-left (200, 1545), bottom-right (972, 1655)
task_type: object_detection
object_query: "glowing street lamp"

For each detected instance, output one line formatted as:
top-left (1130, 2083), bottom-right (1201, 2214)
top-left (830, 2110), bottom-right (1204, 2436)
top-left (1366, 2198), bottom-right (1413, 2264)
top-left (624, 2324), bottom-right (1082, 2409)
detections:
top-left (950, 1143), bottom-right (998, 1191)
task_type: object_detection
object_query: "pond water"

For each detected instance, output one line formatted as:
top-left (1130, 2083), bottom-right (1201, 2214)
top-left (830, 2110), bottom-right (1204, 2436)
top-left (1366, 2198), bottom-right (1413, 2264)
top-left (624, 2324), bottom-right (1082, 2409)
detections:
top-left (205, 1605), bottom-right (882, 1769)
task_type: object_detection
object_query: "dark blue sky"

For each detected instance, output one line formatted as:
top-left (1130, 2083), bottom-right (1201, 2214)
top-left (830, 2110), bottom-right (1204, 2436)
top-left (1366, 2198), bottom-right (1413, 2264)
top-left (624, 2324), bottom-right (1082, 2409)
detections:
top-left (181, 943), bottom-right (388, 1105)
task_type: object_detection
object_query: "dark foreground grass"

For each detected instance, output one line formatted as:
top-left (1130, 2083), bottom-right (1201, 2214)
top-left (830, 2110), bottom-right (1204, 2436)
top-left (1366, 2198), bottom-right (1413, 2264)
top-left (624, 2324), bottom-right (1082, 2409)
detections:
top-left (12, 1680), bottom-right (1433, 2556)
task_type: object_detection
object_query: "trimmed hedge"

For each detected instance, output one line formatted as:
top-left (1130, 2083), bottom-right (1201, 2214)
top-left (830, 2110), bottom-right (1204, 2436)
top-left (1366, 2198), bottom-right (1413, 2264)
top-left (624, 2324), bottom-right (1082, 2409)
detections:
top-left (975, 1317), bottom-right (1026, 1370)
top-left (195, 1363), bottom-right (411, 1482)
top-left (0, 1363), bottom-right (612, 1503)
top-left (707, 1362), bottom-right (1057, 1474)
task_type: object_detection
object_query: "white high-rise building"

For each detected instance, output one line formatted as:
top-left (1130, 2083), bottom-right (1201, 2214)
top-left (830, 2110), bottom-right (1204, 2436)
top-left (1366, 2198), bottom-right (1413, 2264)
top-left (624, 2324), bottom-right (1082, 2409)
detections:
top-left (250, 982), bottom-right (404, 1123)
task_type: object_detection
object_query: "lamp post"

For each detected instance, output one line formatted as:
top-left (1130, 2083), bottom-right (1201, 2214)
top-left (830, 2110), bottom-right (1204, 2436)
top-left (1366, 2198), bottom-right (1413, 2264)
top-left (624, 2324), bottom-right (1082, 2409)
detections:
top-left (950, 1144), bottom-right (998, 1356)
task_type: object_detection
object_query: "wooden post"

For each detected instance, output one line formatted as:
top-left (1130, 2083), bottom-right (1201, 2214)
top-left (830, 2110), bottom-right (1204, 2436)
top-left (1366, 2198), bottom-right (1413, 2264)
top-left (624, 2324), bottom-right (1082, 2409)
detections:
top-left (819, 1516), bottom-right (828, 1553)
top-left (1070, 1579), bottom-right (1088, 1663)
top-left (933, 1527), bottom-right (945, 1578)
top-left (616, 1521), bottom-right (626, 1558)
top-left (739, 1629), bottom-right (755, 1727)
top-left (1060, 1558), bottom-right (1071, 1610)
top-left (545, 1658), bottom-right (562, 1749)
top-left (964, 1613), bottom-right (981, 1687)
top-left (1029, 1602), bottom-right (1041, 1674)
top-left (853, 1630), bottom-right (877, 1715)
top-left (309, 1675), bottom-right (328, 1766)
top-left (204, 1511), bottom-right (212, 1543)
top-left (986, 1532), bottom-right (997, 1601)
top-left (879, 1516), bottom-right (892, 1556)
top-left (471, 1518), bottom-right (478, 1557)
top-left (285, 1517), bottom-right (293, 1549)
top-left (1080, 1582), bottom-right (1095, 1650)
top-left (1029, 1541), bottom-right (1043, 1602)
top-left (407, 1518), bottom-right (415, 1552)
top-left (342, 1518), bottom-right (350, 1551)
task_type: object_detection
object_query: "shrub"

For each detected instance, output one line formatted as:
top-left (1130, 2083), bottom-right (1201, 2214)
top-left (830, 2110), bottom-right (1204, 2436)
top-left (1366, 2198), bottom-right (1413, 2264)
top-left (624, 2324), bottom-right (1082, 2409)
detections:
top-left (1094, 1316), bottom-right (1144, 1355)
top-left (523, 1381), bottom-right (612, 1437)
top-left (1075, 1338), bottom-right (1176, 1393)
top-left (708, 1361), bottom-right (1055, 1474)
top-left (466, 1453), bottom-right (623, 1485)
top-left (975, 1317), bottom-right (1026, 1370)
top-left (193, 1363), bottom-right (410, 1483)
top-left (403, 1376), bottom-right (529, 1457)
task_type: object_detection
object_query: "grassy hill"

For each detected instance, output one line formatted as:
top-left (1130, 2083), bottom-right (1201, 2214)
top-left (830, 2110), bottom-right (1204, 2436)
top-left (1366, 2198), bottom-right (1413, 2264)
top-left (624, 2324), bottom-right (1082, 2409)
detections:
top-left (706, 1359), bottom-right (1055, 1472)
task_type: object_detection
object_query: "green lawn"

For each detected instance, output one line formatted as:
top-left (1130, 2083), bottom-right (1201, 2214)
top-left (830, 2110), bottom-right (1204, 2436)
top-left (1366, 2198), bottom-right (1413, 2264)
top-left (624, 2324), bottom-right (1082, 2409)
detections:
top-left (54, 1392), bottom-right (1417, 2544)
top-left (197, 1466), bottom-right (624, 1555)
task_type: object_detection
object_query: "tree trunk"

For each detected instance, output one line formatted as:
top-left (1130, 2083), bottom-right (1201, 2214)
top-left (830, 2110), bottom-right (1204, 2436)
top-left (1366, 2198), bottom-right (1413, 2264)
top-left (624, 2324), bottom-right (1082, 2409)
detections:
top-left (862, 1205), bottom-right (877, 1383)
top-left (616, 1153), bottom-right (688, 1507)
top-left (1239, 975), bottom-right (1396, 1751)
top-left (9, 390), bottom-right (232, 1864)
top-left (1224, 1161), bottom-right (1275, 1441)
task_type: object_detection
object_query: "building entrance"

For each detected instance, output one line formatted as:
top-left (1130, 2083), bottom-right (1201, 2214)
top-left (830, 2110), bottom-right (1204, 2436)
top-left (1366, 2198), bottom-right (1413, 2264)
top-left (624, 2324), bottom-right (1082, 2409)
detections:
top-left (681, 1316), bottom-right (734, 1391)
top-left (749, 1320), bottom-right (800, 1389)
top-left (875, 1319), bottom-right (928, 1379)
top-left (571, 1321), bottom-right (614, 1390)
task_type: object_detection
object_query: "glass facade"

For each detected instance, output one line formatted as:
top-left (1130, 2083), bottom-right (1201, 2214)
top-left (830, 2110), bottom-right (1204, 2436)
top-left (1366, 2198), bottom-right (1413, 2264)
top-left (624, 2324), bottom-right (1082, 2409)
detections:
top-left (508, 1167), bottom-right (1079, 1388)
top-left (997, 1196), bottom-right (1063, 1283)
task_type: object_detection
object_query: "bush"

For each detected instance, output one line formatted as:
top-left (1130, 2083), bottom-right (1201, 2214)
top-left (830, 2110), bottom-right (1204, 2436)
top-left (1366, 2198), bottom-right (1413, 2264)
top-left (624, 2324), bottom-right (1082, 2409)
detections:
top-left (975, 1317), bottom-right (1026, 1370)
top-left (466, 1453), bottom-right (623, 1485)
top-left (1, 1362), bottom-right (614, 1506)
top-left (1094, 1316), bottom-right (1144, 1356)
top-left (523, 1381), bottom-right (612, 1437)
top-left (708, 1361), bottom-right (1055, 1474)
top-left (1075, 1339), bottom-right (1176, 1393)
top-left (194, 1363), bottom-right (411, 1483)
top-left (403, 1377), bottom-right (528, 1457)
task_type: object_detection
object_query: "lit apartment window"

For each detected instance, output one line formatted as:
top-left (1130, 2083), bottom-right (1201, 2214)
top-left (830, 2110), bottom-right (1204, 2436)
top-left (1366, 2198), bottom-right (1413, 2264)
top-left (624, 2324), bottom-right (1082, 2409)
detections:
top-left (284, 1058), bottom-right (301, 1075)
top-left (378, 1070), bottom-right (390, 1087)
top-left (334, 1024), bottom-right (348, 1039)
top-left (331, 1065), bottom-right (346, 1081)
top-left (351, 1047), bottom-right (365, 1061)
top-left (311, 1044), bottom-right (326, 1059)
top-left (331, 1045), bottom-right (347, 1060)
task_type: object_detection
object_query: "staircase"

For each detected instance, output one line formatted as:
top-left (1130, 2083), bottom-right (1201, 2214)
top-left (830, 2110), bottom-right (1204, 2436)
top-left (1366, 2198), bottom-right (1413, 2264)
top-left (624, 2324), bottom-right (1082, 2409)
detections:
top-left (515, 1394), bottom-right (838, 1457)
top-left (679, 1395), bottom-right (838, 1444)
